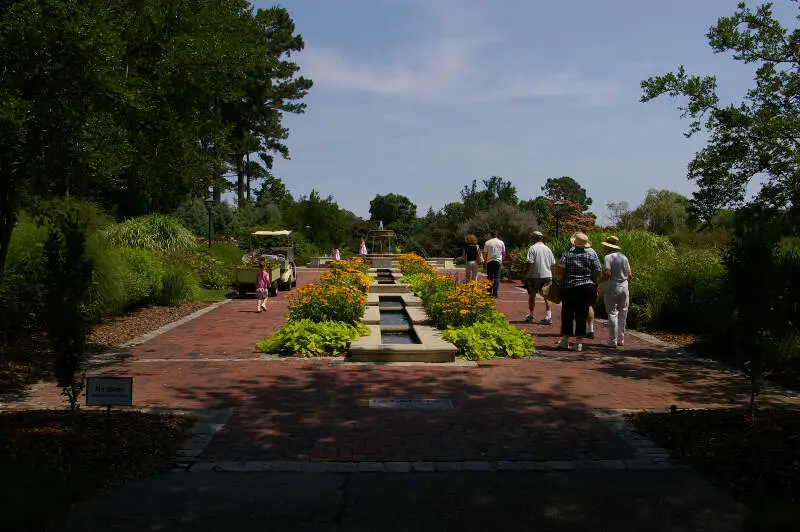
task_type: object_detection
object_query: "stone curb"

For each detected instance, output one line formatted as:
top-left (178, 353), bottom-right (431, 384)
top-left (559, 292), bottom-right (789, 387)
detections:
top-left (83, 299), bottom-right (232, 368)
top-left (160, 408), bottom-right (234, 471)
top-left (177, 458), bottom-right (679, 474)
top-left (591, 409), bottom-right (679, 468)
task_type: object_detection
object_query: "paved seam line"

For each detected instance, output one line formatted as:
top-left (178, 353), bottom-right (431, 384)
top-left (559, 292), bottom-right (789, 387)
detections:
top-left (155, 408), bottom-right (234, 471)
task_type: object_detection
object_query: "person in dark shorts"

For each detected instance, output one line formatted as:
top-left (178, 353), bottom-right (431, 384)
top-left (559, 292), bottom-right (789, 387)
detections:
top-left (523, 231), bottom-right (555, 324)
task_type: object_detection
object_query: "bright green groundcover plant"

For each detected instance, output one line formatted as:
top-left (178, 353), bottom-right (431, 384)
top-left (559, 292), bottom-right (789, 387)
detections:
top-left (256, 319), bottom-right (370, 357)
top-left (443, 317), bottom-right (536, 361)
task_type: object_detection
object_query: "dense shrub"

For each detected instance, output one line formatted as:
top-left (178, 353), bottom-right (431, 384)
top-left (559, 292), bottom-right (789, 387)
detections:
top-left (157, 266), bottom-right (199, 306)
top-left (167, 250), bottom-right (231, 290)
top-left (101, 215), bottom-right (197, 252)
top-left (444, 317), bottom-right (536, 360)
top-left (0, 218), bottom-right (47, 337)
top-left (256, 319), bottom-right (369, 357)
top-left (116, 247), bottom-right (165, 306)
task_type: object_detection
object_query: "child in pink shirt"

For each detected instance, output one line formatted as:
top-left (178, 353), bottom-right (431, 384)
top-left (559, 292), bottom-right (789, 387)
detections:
top-left (256, 263), bottom-right (270, 313)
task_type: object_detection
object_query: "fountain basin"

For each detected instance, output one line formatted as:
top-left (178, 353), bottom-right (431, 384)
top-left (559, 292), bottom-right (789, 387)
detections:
top-left (349, 325), bottom-right (457, 363)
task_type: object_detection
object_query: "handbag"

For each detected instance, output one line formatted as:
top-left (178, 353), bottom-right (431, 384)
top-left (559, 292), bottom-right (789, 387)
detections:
top-left (476, 245), bottom-right (484, 264)
top-left (548, 278), bottom-right (562, 304)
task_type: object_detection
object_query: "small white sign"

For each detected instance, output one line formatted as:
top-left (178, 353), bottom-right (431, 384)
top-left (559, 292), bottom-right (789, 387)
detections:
top-left (86, 377), bottom-right (133, 406)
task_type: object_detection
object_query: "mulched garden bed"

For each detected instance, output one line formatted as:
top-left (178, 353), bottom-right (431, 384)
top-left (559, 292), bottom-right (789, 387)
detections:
top-left (0, 409), bottom-right (194, 529)
top-left (628, 407), bottom-right (800, 510)
top-left (1, 301), bottom-right (213, 395)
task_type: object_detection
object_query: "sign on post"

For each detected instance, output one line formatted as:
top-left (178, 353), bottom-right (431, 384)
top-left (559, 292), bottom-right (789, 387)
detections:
top-left (86, 377), bottom-right (133, 406)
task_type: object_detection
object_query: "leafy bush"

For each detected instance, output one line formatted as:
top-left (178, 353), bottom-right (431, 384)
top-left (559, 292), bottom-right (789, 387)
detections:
top-left (115, 247), bottom-right (165, 306)
top-left (256, 319), bottom-right (369, 357)
top-left (444, 317), bottom-right (536, 360)
top-left (0, 217), bottom-right (47, 337)
top-left (157, 266), bottom-right (199, 306)
top-left (208, 242), bottom-right (245, 268)
top-left (101, 215), bottom-right (197, 252)
top-left (167, 250), bottom-right (231, 289)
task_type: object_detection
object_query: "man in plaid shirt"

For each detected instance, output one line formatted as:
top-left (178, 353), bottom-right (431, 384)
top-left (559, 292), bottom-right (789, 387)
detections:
top-left (555, 232), bottom-right (601, 352)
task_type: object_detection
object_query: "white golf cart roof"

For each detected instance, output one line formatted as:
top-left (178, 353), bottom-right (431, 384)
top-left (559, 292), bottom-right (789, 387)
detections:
top-left (251, 230), bottom-right (292, 236)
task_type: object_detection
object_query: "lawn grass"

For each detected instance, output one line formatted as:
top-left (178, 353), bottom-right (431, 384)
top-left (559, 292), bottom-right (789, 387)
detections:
top-left (196, 288), bottom-right (235, 302)
top-left (0, 409), bottom-right (194, 529)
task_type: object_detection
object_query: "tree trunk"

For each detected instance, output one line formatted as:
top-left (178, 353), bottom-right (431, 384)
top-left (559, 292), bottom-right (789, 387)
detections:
top-left (236, 153), bottom-right (245, 207)
top-left (0, 162), bottom-right (17, 278)
top-left (246, 152), bottom-right (251, 202)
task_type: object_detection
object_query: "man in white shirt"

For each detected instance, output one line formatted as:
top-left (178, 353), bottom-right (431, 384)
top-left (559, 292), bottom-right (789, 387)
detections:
top-left (523, 231), bottom-right (556, 324)
top-left (483, 230), bottom-right (505, 297)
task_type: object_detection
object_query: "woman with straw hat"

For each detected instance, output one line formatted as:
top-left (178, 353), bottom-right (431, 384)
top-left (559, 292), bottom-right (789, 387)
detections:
top-left (554, 232), bottom-right (602, 352)
top-left (601, 235), bottom-right (632, 348)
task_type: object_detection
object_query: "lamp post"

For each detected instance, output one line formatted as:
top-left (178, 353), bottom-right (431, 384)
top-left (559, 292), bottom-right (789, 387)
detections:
top-left (305, 225), bottom-right (311, 241)
top-left (204, 194), bottom-right (214, 249)
top-left (553, 200), bottom-right (564, 239)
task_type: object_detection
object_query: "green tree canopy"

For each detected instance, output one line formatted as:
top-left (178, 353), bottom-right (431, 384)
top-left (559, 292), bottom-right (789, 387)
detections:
top-left (541, 176), bottom-right (593, 209)
top-left (0, 0), bottom-right (312, 275)
top-left (628, 189), bottom-right (691, 235)
top-left (368, 193), bottom-right (417, 229)
top-left (460, 176), bottom-right (519, 217)
top-left (641, 1), bottom-right (800, 224)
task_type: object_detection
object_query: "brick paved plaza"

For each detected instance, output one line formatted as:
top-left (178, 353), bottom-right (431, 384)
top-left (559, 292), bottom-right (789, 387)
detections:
top-left (4, 267), bottom-right (796, 470)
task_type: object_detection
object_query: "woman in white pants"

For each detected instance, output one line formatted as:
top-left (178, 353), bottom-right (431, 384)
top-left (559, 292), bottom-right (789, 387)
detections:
top-left (601, 236), bottom-right (632, 348)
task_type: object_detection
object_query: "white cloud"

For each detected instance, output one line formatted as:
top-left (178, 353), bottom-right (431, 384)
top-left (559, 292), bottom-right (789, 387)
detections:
top-left (298, 1), bottom-right (623, 106)
top-left (302, 40), bottom-right (622, 106)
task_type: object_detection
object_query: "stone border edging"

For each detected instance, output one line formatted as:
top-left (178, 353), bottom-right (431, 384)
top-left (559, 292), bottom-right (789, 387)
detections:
top-left (177, 458), bottom-right (678, 474)
top-left (143, 407), bottom-right (234, 469)
top-left (83, 299), bottom-right (231, 368)
top-left (119, 299), bottom-right (232, 349)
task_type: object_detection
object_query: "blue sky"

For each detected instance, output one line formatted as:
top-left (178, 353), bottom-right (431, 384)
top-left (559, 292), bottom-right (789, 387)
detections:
top-left (254, 0), bottom-right (796, 224)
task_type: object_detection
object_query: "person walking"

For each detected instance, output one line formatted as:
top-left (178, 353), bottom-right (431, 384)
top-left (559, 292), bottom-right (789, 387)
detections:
top-left (461, 234), bottom-right (482, 283)
top-left (601, 235), bottom-right (632, 348)
top-left (255, 262), bottom-right (271, 313)
top-left (359, 239), bottom-right (368, 261)
top-left (523, 230), bottom-right (555, 324)
top-left (555, 232), bottom-right (601, 352)
top-left (483, 230), bottom-right (505, 297)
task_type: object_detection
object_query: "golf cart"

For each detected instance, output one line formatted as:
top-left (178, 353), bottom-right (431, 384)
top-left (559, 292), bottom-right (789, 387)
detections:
top-left (236, 230), bottom-right (297, 297)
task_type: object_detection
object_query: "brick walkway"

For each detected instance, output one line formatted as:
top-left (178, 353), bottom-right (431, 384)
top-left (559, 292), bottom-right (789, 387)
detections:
top-left (3, 269), bottom-right (797, 466)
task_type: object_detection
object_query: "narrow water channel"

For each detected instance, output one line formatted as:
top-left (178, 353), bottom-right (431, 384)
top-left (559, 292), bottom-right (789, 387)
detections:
top-left (378, 295), bottom-right (421, 344)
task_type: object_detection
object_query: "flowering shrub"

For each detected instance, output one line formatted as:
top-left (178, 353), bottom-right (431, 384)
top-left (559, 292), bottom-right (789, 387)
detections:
top-left (287, 257), bottom-right (370, 324)
top-left (397, 253), bottom-right (435, 276)
top-left (327, 257), bottom-right (369, 276)
top-left (543, 199), bottom-right (597, 236)
top-left (424, 278), bottom-right (496, 329)
top-left (288, 281), bottom-right (367, 324)
top-left (321, 258), bottom-right (371, 294)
